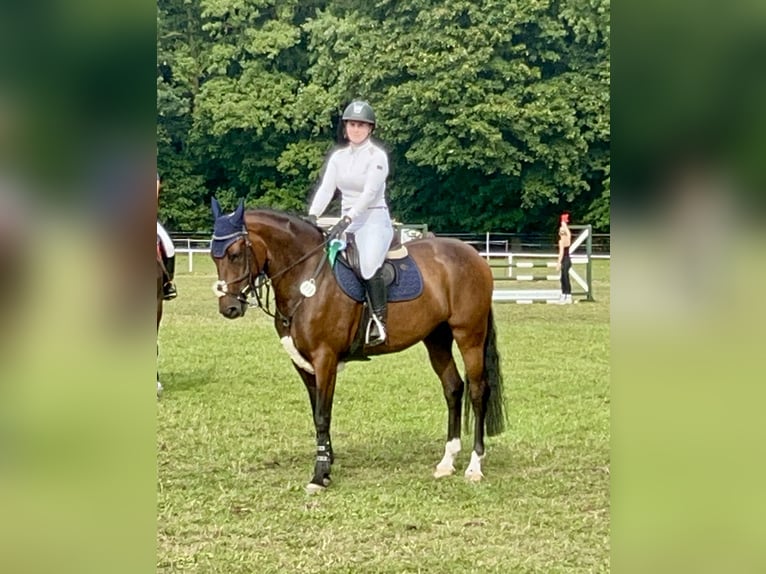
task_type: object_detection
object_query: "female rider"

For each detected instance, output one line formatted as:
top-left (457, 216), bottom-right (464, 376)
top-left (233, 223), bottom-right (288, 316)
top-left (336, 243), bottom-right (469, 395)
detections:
top-left (308, 100), bottom-right (392, 346)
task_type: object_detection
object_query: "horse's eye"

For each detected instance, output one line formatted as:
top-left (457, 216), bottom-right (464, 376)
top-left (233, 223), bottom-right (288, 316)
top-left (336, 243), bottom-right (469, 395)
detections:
top-left (228, 251), bottom-right (240, 262)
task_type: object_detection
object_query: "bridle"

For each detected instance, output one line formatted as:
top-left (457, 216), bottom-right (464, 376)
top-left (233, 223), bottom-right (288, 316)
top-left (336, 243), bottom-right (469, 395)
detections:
top-left (212, 226), bottom-right (333, 326)
top-left (212, 228), bottom-right (257, 305)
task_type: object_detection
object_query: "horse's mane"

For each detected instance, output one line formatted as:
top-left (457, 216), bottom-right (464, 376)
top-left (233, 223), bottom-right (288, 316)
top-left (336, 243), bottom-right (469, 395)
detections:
top-left (246, 207), bottom-right (324, 236)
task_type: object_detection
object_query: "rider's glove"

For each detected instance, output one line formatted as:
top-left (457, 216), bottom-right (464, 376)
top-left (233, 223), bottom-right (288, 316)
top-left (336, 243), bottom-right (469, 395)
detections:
top-left (326, 215), bottom-right (352, 239)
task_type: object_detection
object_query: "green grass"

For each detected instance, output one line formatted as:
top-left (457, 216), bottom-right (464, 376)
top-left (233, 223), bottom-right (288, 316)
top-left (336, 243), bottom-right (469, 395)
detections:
top-left (158, 257), bottom-right (610, 573)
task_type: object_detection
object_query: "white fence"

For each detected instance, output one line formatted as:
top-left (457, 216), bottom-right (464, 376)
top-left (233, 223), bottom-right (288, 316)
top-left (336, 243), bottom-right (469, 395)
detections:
top-left (172, 225), bottom-right (602, 302)
top-left (481, 225), bottom-right (595, 303)
top-left (173, 238), bottom-right (213, 273)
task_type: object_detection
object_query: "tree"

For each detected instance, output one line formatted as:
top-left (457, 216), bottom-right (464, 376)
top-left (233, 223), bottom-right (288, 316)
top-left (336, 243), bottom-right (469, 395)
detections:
top-left (157, 0), bottom-right (610, 232)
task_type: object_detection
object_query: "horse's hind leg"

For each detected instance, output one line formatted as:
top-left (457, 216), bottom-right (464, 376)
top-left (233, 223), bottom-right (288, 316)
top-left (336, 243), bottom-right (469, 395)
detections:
top-left (453, 329), bottom-right (490, 482)
top-left (424, 323), bottom-right (464, 478)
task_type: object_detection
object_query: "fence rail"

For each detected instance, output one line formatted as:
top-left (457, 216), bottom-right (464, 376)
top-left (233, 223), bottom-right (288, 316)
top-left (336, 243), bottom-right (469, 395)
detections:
top-left (171, 230), bottom-right (609, 281)
top-left (434, 232), bottom-right (611, 255)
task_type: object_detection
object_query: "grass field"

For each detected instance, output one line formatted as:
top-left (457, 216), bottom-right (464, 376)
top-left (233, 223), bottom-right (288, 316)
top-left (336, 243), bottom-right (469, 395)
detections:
top-left (157, 256), bottom-right (610, 573)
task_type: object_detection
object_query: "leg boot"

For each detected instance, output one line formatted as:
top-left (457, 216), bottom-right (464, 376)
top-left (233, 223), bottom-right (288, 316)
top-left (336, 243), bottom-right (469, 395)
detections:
top-left (163, 254), bottom-right (177, 300)
top-left (364, 268), bottom-right (387, 346)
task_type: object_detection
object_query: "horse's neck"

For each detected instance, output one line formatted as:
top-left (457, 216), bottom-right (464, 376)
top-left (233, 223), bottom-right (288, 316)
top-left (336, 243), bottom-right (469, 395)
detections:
top-left (253, 216), bottom-right (323, 284)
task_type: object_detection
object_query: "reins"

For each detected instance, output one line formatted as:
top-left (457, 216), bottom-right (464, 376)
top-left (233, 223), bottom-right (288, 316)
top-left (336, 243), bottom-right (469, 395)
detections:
top-left (265, 237), bottom-right (328, 285)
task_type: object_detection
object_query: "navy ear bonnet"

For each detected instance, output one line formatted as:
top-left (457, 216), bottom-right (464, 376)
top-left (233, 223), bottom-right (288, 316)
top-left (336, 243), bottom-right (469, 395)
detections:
top-left (211, 197), bottom-right (246, 258)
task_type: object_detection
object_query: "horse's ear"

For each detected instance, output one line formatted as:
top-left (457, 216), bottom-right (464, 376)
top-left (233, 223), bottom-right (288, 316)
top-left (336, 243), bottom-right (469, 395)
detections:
top-left (211, 197), bottom-right (222, 219)
top-left (233, 198), bottom-right (245, 221)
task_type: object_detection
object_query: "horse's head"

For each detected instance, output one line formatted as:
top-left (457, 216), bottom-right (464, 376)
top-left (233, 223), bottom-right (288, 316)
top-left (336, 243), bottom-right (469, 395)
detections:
top-left (210, 197), bottom-right (258, 319)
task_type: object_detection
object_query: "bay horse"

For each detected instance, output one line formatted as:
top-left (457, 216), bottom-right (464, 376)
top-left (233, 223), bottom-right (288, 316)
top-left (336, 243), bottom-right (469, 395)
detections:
top-left (210, 199), bottom-right (506, 493)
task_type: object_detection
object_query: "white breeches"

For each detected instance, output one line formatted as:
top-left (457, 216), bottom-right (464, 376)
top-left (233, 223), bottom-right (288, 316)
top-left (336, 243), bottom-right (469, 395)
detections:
top-left (344, 208), bottom-right (393, 279)
top-left (157, 222), bottom-right (175, 257)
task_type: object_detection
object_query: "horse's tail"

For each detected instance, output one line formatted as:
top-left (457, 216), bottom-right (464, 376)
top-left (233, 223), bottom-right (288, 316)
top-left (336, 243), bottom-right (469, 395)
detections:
top-left (483, 308), bottom-right (507, 436)
top-left (464, 308), bottom-right (507, 436)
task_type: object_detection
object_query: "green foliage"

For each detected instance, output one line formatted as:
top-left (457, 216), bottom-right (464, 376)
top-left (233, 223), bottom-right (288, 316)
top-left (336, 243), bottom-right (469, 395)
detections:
top-left (157, 0), bottom-right (609, 232)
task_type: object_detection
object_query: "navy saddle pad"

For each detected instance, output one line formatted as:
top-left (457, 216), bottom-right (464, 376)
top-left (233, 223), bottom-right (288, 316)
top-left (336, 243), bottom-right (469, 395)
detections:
top-left (333, 256), bottom-right (424, 302)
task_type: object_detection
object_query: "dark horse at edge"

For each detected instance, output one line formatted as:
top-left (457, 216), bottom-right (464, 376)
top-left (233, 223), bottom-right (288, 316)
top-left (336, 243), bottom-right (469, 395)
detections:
top-left (156, 248), bottom-right (165, 397)
top-left (210, 200), bottom-right (506, 493)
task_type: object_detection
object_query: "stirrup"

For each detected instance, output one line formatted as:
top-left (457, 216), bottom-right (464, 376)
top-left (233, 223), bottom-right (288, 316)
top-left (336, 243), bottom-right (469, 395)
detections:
top-left (365, 316), bottom-right (386, 346)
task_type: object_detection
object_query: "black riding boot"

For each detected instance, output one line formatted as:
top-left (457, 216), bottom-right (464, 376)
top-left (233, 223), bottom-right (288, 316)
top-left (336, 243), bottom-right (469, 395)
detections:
top-left (364, 268), bottom-right (387, 346)
top-left (163, 254), bottom-right (177, 300)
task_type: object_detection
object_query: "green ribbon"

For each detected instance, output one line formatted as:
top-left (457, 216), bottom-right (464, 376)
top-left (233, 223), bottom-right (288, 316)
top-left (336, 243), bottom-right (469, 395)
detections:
top-left (327, 238), bottom-right (346, 266)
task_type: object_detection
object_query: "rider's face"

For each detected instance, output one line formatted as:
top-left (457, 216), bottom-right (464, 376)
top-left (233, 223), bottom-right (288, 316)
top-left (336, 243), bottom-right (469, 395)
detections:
top-left (345, 121), bottom-right (372, 144)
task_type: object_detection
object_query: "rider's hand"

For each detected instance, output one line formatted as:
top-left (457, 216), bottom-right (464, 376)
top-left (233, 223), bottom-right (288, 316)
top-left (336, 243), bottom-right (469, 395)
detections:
top-left (327, 216), bottom-right (352, 239)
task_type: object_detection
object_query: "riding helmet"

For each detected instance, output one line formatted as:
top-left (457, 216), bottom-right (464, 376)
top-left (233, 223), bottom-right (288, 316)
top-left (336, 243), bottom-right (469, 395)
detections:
top-left (342, 101), bottom-right (376, 126)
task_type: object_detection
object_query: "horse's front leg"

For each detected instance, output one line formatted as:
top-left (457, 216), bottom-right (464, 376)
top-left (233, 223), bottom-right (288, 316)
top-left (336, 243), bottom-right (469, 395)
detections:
top-left (305, 352), bottom-right (339, 494)
top-left (292, 364), bottom-right (333, 464)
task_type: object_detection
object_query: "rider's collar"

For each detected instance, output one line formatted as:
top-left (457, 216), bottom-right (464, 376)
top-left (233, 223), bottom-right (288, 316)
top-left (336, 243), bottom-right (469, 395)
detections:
top-left (349, 139), bottom-right (372, 152)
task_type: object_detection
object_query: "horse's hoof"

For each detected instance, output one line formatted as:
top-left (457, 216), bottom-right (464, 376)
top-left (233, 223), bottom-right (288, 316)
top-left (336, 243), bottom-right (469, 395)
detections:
top-left (433, 465), bottom-right (455, 479)
top-left (464, 469), bottom-right (484, 482)
top-left (305, 482), bottom-right (326, 495)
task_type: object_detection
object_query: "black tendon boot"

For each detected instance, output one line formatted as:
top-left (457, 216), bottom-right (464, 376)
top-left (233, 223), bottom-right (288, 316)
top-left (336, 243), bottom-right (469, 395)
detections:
top-left (163, 254), bottom-right (177, 300)
top-left (364, 268), bottom-right (387, 346)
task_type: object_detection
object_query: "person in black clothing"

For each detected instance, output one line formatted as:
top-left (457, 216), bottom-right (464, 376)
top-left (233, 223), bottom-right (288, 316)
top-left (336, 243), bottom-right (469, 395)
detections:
top-left (556, 213), bottom-right (572, 304)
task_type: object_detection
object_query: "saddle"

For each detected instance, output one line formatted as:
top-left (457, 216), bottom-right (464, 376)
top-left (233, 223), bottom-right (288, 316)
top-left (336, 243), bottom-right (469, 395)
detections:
top-left (332, 233), bottom-right (424, 303)
top-left (344, 232), bottom-right (408, 270)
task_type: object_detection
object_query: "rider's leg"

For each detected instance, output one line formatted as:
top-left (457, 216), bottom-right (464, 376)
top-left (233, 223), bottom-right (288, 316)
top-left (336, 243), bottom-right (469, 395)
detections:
top-left (352, 211), bottom-right (393, 346)
top-left (157, 222), bottom-right (177, 300)
top-left (363, 267), bottom-right (387, 346)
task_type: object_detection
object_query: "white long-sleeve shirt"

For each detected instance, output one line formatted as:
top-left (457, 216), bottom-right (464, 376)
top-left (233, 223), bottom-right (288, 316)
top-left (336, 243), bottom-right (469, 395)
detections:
top-left (308, 139), bottom-right (389, 221)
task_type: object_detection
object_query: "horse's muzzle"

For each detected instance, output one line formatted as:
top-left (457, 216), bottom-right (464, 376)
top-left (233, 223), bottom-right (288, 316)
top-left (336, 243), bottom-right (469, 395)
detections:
top-left (221, 305), bottom-right (241, 319)
top-left (219, 298), bottom-right (246, 319)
